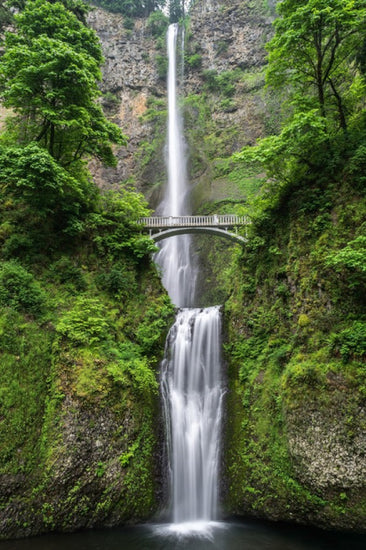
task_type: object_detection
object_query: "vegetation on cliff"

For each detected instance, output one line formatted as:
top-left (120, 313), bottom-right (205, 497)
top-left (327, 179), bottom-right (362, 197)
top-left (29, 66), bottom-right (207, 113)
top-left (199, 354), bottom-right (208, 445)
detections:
top-left (223, 0), bottom-right (366, 531)
top-left (0, 0), bottom-right (173, 539)
top-left (1, 0), bottom-right (365, 538)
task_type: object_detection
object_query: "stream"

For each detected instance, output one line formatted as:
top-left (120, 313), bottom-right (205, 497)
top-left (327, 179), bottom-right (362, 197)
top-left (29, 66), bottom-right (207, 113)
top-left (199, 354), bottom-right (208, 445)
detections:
top-left (1, 521), bottom-right (365, 550)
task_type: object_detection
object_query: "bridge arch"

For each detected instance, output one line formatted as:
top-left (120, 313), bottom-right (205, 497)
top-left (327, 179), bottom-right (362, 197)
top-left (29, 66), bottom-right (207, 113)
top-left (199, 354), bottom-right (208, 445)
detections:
top-left (149, 226), bottom-right (247, 244)
top-left (138, 215), bottom-right (250, 245)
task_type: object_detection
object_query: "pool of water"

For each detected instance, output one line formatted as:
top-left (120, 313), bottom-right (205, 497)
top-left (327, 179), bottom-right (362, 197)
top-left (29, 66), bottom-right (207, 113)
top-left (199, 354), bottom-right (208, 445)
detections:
top-left (1, 520), bottom-right (365, 550)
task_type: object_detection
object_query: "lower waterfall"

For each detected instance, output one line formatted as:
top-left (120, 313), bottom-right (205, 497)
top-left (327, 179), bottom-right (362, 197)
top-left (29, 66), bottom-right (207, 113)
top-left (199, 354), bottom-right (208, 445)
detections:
top-left (161, 307), bottom-right (224, 525)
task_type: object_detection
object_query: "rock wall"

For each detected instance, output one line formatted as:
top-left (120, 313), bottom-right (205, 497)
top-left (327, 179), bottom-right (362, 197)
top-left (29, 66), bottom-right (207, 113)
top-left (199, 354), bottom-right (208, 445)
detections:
top-left (223, 171), bottom-right (366, 531)
top-left (87, 8), bottom-right (166, 201)
top-left (88, 1), bottom-right (276, 209)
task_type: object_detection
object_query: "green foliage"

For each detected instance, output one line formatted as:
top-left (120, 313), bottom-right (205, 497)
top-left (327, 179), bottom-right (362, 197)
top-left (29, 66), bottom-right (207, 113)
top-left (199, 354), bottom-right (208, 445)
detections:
top-left (202, 68), bottom-right (241, 98)
top-left (0, 0), bottom-right (125, 167)
top-left (267, 0), bottom-right (366, 130)
top-left (347, 142), bottom-right (366, 189)
top-left (0, 144), bottom-right (92, 221)
top-left (326, 235), bottom-right (366, 274)
top-left (0, 309), bottom-right (53, 474)
top-left (56, 297), bottom-right (112, 345)
top-left (234, 110), bottom-right (329, 186)
top-left (233, 1), bottom-right (366, 216)
top-left (156, 54), bottom-right (168, 79)
top-left (146, 9), bottom-right (169, 38)
top-left (185, 53), bottom-right (202, 69)
top-left (96, 261), bottom-right (137, 300)
top-left (86, 189), bottom-right (157, 260)
top-left (330, 322), bottom-right (366, 362)
top-left (282, 359), bottom-right (327, 390)
top-left (102, 91), bottom-right (120, 109)
top-left (48, 257), bottom-right (87, 292)
top-left (72, 348), bottom-right (111, 399)
top-left (88, 0), bottom-right (163, 17)
top-left (0, 261), bottom-right (46, 315)
top-left (215, 40), bottom-right (228, 55)
top-left (109, 343), bottom-right (158, 396)
top-left (219, 98), bottom-right (236, 112)
top-left (119, 440), bottom-right (139, 467)
top-left (135, 296), bottom-right (174, 355)
top-left (8, 0), bottom-right (91, 22)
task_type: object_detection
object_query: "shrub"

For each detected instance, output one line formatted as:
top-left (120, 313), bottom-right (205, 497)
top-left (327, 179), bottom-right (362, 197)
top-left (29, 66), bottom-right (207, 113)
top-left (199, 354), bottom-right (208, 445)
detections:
top-left (326, 235), bottom-right (366, 274)
top-left (186, 53), bottom-right (202, 69)
top-left (107, 342), bottom-right (158, 396)
top-left (56, 297), bottom-right (111, 345)
top-left (86, 189), bottom-right (155, 260)
top-left (156, 54), bottom-right (168, 79)
top-left (330, 322), bottom-right (366, 362)
top-left (146, 10), bottom-right (169, 38)
top-left (49, 257), bottom-right (87, 292)
top-left (96, 262), bottom-right (137, 299)
top-left (0, 261), bottom-right (46, 315)
top-left (202, 68), bottom-right (239, 97)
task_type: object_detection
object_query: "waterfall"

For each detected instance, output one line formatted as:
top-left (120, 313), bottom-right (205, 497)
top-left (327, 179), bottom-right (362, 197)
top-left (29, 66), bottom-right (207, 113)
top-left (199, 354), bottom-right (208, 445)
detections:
top-left (156, 23), bottom-right (224, 530)
top-left (154, 23), bottom-right (196, 308)
top-left (161, 307), bottom-right (224, 524)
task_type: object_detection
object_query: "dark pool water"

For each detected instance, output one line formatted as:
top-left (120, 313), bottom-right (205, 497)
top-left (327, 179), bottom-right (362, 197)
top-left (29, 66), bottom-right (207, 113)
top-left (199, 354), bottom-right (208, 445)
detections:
top-left (1, 520), bottom-right (365, 550)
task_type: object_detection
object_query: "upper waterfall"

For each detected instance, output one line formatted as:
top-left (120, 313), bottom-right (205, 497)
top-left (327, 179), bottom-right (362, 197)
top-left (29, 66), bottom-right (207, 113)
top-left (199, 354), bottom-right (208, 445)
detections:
top-left (154, 23), bottom-right (197, 308)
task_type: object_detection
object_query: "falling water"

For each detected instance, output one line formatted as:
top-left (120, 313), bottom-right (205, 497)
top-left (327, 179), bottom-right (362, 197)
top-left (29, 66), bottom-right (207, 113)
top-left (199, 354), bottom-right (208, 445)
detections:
top-left (156, 23), bottom-right (225, 532)
top-left (161, 307), bottom-right (224, 524)
top-left (154, 23), bottom-right (196, 308)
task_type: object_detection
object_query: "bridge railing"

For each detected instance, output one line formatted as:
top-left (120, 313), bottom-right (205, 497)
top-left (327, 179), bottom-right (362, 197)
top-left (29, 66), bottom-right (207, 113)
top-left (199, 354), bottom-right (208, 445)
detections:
top-left (139, 215), bottom-right (250, 229)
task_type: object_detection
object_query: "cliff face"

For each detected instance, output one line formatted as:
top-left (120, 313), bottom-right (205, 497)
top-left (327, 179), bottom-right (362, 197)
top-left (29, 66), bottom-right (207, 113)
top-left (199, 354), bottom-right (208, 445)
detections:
top-left (223, 173), bottom-right (366, 531)
top-left (87, 8), bottom-right (166, 201)
top-left (88, 1), bottom-right (275, 209)
top-left (0, 250), bottom-right (174, 539)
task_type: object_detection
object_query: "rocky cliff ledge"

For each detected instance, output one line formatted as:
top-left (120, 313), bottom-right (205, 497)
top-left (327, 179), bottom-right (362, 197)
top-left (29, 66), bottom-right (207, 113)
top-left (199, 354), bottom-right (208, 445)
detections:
top-left (87, 8), bottom-right (165, 199)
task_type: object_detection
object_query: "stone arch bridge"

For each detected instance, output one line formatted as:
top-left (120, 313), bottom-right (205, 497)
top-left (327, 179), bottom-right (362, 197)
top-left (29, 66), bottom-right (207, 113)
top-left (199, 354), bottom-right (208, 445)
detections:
top-left (138, 215), bottom-right (250, 244)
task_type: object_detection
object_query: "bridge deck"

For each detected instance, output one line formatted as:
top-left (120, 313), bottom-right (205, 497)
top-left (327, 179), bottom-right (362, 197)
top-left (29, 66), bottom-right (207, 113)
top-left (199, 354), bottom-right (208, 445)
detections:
top-left (139, 215), bottom-right (249, 229)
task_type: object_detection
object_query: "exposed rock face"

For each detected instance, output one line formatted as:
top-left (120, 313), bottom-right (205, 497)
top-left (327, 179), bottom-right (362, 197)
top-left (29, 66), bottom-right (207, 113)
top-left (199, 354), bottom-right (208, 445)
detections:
top-left (287, 407), bottom-right (366, 491)
top-left (183, 0), bottom-right (276, 213)
top-left (88, 10), bottom-right (159, 92)
top-left (88, 1), bottom-right (276, 207)
top-left (187, 0), bottom-right (273, 75)
top-left (87, 8), bottom-right (166, 199)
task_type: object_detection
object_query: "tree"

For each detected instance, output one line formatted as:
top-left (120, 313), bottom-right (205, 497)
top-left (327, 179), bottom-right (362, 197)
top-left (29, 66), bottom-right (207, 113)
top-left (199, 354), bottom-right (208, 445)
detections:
top-left (168, 0), bottom-right (184, 23)
top-left (235, 0), bottom-right (366, 197)
top-left (88, 0), bottom-right (163, 18)
top-left (8, 0), bottom-right (90, 22)
top-left (0, 0), bottom-right (125, 167)
top-left (266, 0), bottom-right (366, 131)
top-left (0, 143), bottom-right (92, 218)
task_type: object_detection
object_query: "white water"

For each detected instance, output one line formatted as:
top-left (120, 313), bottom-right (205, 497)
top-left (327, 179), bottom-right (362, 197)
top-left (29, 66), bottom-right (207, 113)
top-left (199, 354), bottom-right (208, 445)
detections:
top-left (161, 307), bottom-right (224, 524)
top-left (157, 24), bottom-right (224, 533)
top-left (154, 23), bottom-right (196, 308)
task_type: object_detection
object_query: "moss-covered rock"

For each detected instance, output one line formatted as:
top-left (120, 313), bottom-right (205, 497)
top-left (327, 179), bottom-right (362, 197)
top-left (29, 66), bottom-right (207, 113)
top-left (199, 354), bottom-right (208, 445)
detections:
top-left (223, 177), bottom-right (366, 531)
top-left (0, 245), bottom-right (174, 539)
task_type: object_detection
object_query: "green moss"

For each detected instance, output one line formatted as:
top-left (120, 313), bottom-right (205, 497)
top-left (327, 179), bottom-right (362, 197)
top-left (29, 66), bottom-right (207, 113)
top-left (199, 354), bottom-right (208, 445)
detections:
top-left (224, 173), bottom-right (366, 528)
top-left (0, 220), bottom-right (172, 537)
